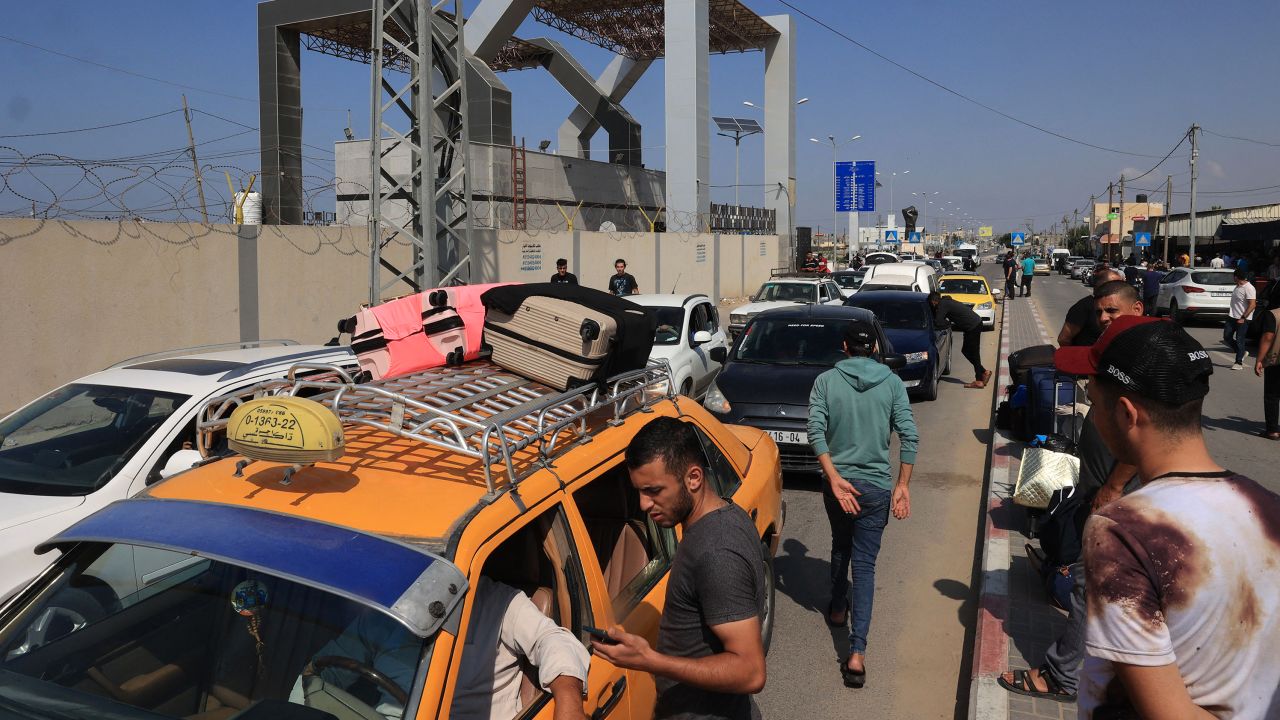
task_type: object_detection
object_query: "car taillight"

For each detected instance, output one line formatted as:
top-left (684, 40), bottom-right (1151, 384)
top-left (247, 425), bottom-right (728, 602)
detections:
top-left (1181, 286), bottom-right (1205, 293)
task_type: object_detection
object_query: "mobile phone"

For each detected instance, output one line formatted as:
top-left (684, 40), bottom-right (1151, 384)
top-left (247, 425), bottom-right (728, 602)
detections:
top-left (583, 625), bottom-right (617, 644)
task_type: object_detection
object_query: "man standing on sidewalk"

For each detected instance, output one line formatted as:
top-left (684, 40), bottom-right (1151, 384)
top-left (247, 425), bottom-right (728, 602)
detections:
top-left (1224, 268), bottom-right (1256, 369)
top-left (928, 291), bottom-right (989, 388)
top-left (1056, 268), bottom-right (1124, 346)
top-left (1020, 253), bottom-right (1036, 296)
top-left (1003, 251), bottom-right (1018, 301)
top-left (807, 320), bottom-right (916, 689)
top-left (1058, 317), bottom-right (1280, 718)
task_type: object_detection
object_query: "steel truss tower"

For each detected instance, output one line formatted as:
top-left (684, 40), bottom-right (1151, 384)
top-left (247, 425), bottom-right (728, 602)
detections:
top-left (368, 0), bottom-right (473, 304)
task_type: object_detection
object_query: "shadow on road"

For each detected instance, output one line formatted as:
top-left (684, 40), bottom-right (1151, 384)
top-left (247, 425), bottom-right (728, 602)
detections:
top-left (774, 538), bottom-right (849, 662)
top-left (933, 577), bottom-right (978, 646)
top-left (1201, 414), bottom-right (1263, 435)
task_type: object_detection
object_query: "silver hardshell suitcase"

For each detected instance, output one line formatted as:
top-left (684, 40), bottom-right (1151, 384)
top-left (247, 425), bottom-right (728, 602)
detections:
top-left (484, 295), bottom-right (618, 390)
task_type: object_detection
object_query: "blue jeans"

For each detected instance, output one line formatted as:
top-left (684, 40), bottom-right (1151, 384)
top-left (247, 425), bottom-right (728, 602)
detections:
top-left (1223, 318), bottom-right (1248, 364)
top-left (822, 479), bottom-right (892, 654)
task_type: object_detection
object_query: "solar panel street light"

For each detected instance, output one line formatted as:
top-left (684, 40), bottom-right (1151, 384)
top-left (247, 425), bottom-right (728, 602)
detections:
top-left (715, 116), bottom-right (765, 207)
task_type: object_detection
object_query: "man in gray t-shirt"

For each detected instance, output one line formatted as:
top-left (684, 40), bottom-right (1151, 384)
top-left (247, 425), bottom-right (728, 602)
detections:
top-left (592, 417), bottom-right (766, 720)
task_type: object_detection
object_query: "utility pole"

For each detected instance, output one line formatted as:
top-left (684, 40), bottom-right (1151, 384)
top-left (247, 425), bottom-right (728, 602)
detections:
top-left (1188, 124), bottom-right (1199, 268)
top-left (1163, 174), bottom-right (1173, 264)
top-left (1072, 208), bottom-right (1080, 252)
top-left (181, 95), bottom-right (208, 223)
top-left (1107, 182), bottom-right (1115, 263)
top-left (1118, 174), bottom-right (1126, 263)
top-left (1088, 195), bottom-right (1095, 256)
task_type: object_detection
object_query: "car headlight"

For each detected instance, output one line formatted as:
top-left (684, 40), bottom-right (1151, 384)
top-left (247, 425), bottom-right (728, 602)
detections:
top-left (976, 301), bottom-right (992, 310)
top-left (730, 313), bottom-right (748, 325)
top-left (904, 351), bottom-right (929, 364)
top-left (703, 381), bottom-right (732, 414)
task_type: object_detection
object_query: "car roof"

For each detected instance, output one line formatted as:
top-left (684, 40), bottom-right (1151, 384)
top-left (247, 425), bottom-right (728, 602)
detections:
top-left (846, 289), bottom-right (931, 303)
top-left (76, 345), bottom-right (355, 395)
top-left (751, 304), bottom-right (878, 322)
top-left (939, 273), bottom-right (988, 282)
top-left (760, 276), bottom-right (828, 285)
top-left (628, 293), bottom-right (708, 308)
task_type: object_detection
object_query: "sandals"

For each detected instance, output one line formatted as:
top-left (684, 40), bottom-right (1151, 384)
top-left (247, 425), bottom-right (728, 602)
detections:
top-left (1260, 431), bottom-right (1280, 441)
top-left (826, 599), bottom-right (848, 627)
top-left (997, 668), bottom-right (1076, 702)
top-left (839, 657), bottom-right (866, 689)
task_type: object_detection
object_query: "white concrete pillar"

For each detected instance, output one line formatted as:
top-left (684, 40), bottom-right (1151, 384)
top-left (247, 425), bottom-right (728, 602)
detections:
top-left (664, 0), bottom-right (710, 230)
top-left (762, 15), bottom-right (795, 255)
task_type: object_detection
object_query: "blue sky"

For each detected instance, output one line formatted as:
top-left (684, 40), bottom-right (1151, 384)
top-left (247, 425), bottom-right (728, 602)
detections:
top-left (3, 0), bottom-right (1279, 232)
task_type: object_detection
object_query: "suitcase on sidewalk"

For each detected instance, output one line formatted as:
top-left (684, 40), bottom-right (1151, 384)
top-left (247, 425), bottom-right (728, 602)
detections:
top-left (1008, 343), bottom-right (1055, 390)
top-left (1025, 367), bottom-right (1078, 442)
top-left (481, 283), bottom-right (656, 390)
top-left (484, 295), bottom-right (618, 390)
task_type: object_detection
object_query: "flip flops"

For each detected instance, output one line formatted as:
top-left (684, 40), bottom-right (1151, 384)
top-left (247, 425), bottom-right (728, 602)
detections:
top-left (839, 657), bottom-right (866, 689)
top-left (997, 668), bottom-right (1076, 702)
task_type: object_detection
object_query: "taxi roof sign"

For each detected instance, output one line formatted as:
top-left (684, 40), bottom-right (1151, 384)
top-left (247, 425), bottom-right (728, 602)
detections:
top-left (228, 397), bottom-right (345, 464)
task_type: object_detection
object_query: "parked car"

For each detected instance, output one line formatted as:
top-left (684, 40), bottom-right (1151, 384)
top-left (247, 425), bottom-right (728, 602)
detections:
top-left (627, 293), bottom-right (728, 399)
top-left (937, 273), bottom-right (997, 329)
top-left (845, 290), bottom-right (952, 401)
top-left (831, 269), bottom-right (868, 298)
top-left (1060, 255), bottom-right (1083, 274)
top-left (0, 360), bottom-right (784, 720)
top-left (729, 276), bottom-right (845, 336)
top-left (863, 251), bottom-right (900, 266)
top-left (1070, 258), bottom-right (1096, 279)
top-left (1033, 257), bottom-right (1051, 275)
top-left (0, 341), bottom-right (357, 602)
top-left (704, 305), bottom-right (900, 473)
top-left (859, 262), bottom-right (939, 294)
top-left (1154, 267), bottom-right (1239, 323)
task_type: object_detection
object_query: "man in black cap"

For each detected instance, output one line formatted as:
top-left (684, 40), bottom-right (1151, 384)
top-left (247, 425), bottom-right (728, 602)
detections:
top-left (1055, 316), bottom-right (1280, 718)
top-left (807, 319), bottom-right (916, 689)
top-left (550, 258), bottom-right (578, 285)
top-left (928, 291), bottom-right (989, 388)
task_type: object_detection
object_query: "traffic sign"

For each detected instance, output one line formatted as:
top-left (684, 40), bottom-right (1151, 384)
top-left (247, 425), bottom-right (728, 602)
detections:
top-left (979, 226), bottom-right (993, 237)
top-left (908, 231), bottom-right (923, 243)
top-left (1134, 232), bottom-right (1152, 247)
top-left (884, 229), bottom-right (899, 244)
top-left (1010, 231), bottom-right (1026, 246)
top-left (835, 161), bottom-right (876, 212)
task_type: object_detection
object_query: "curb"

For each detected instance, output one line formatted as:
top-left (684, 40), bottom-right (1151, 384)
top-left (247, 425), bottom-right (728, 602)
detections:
top-left (967, 298), bottom-right (1013, 720)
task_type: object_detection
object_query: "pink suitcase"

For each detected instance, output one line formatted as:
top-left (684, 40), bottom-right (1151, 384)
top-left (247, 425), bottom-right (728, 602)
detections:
top-left (436, 283), bottom-right (517, 362)
top-left (348, 293), bottom-right (465, 380)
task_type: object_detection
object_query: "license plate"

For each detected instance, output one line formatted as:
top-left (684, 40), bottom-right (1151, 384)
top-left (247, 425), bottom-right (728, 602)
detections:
top-left (1210, 291), bottom-right (1231, 297)
top-left (766, 430), bottom-right (807, 445)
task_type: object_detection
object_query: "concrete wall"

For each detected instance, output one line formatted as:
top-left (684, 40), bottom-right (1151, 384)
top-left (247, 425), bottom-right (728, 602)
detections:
top-left (0, 219), bottom-right (781, 413)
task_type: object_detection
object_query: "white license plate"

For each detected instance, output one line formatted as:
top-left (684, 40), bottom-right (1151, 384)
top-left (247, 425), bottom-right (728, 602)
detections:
top-left (1210, 292), bottom-right (1231, 297)
top-left (766, 430), bottom-right (807, 445)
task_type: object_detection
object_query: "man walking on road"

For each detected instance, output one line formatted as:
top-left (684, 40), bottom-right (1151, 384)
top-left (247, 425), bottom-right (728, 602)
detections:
top-left (1057, 268), bottom-right (1124, 346)
top-left (1141, 262), bottom-right (1163, 316)
top-left (1256, 304), bottom-right (1280, 440)
top-left (1020, 253), bottom-right (1036, 296)
top-left (1224, 268), bottom-right (1256, 369)
top-left (595, 417), bottom-right (766, 719)
top-left (928, 291), bottom-right (989, 388)
top-left (1003, 251), bottom-right (1018, 300)
top-left (807, 320), bottom-right (916, 689)
top-left (1057, 316), bottom-right (1280, 719)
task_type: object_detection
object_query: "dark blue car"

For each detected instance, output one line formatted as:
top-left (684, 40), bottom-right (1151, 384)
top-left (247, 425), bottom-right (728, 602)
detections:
top-left (844, 290), bottom-right (952, 401)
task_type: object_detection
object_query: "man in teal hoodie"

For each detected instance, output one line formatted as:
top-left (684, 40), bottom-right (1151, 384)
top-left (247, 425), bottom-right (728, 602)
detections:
top-left (808, 319), bottom-right (918, 689)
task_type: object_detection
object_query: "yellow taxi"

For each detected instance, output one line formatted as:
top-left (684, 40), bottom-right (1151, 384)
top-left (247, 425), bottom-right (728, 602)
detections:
top-left (937, 273), bottom-right (997, 329)
top-left (0, 361), bottom-right (783, 720)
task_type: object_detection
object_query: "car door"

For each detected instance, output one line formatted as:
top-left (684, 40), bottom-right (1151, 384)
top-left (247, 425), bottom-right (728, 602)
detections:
top-left (931, 309), bottom-right (951, 380)
top-left (1159, 270), bottom-right (1183, 309)
top-left (686, 301), bottom-right (724, 396)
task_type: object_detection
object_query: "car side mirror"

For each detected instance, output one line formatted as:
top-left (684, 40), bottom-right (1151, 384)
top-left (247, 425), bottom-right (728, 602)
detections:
top-left (692, 330), bottom-right (713, 346)
top-left (882, 354), bottom-right (907, 370)
top-left (710, 347), bottom-right (728, 363)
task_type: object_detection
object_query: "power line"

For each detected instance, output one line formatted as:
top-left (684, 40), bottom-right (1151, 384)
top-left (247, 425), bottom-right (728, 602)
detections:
top-left (1202, 128), bottom-right (1280, 148)
top-left (775, 1), bottom-right (1162, 159)
top-left (0, 109), bottom-right (183, 139)
top-left (1126, 131), bottom-right (1189, 182)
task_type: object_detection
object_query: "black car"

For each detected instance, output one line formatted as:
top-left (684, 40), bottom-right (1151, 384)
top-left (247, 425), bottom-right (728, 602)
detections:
top-left (702, 304), bottom-right (901, 474)
top-left (844, 290), bottom-right (952, 401)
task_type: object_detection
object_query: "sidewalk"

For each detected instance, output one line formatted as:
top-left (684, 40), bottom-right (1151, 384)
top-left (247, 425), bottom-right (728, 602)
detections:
top-left (969, 292), bottom-right (1078, 720)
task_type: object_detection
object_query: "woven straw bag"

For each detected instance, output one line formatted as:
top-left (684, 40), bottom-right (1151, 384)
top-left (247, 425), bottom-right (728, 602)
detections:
top-left (1014, 447), bottom-right (1080, 509)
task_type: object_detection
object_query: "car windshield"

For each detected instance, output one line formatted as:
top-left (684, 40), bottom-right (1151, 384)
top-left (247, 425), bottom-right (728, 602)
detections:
top-left (736, 319), bottom-right (850, 365)
top-left (754, 283), bottom-right (816, 303)
top-left (651, 307), bottom-right (685, 345)
top-left (0, 384), bottom-right (189, 496)
top-left (1189, 271), bottom-right (1236, 286)
top-left (850, 299), bottom-right (931, 330)
top-left (832, 274), bottom-right (864, 289)
top-left (0, 542), bottom-right (431, 720)
top-left (940, 279), bottom-right (988, 295)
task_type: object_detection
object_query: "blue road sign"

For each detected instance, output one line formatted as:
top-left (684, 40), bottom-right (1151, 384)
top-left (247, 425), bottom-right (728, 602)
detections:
top-left (884, 229), bottom-right (899, 244)
top-left (1134, 231), bottom-right (1152, 247)
top-left (908, 231), bottom-right (923, 243)
top-left (835, 160), bottom-right (876, 212)
top-left (1011, 232), bottom-right (1026, 246)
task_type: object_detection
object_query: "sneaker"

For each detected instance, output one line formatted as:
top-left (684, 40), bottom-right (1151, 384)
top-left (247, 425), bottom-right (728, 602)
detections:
top-left (1231, 363), bottom-right (1244, 370)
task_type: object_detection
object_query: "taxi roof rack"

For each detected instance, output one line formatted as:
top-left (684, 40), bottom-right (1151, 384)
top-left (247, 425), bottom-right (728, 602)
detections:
top-left (197, 360), bottom-right (675, 495)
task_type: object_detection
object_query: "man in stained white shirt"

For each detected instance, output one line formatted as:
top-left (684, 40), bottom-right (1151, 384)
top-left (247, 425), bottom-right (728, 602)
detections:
top-left (1055, 315), bottom-right (1280, 719)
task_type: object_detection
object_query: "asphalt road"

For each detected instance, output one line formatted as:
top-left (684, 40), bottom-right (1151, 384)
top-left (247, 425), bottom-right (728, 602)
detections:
top-left (1022, 269), bottom-right (1276, 493)
top-left (755, 286), bottom-right (1000, 720)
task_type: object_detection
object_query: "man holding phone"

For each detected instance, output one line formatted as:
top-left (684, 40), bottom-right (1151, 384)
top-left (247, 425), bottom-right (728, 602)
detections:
top-left (591, 417), bottom-right (767, 719)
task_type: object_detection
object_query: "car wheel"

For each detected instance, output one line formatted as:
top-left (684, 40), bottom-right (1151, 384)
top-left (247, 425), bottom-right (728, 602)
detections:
top-left (760, 540), bottom-right (776, 654)
top-left (680, 379), bottom-right (693, 398)
top-left (1168, 299), bottom-right (1183, 325)
top-left (919, 366), bottom-right (939, 401)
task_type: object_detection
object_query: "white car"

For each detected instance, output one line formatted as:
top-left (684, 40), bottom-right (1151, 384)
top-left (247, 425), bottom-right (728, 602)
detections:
top-left (863, 251), bottom-right (900, 266)
top-left (1154, 267), bottom-right (1239, 323)
top-left (860, 262), bottom-right (939, 294)
top-left (729, 276), bottom-right (846, 336)
top-left (628, 294), bottom-right (729, 399)
top-left (0, 341), bottom-right (356, 601)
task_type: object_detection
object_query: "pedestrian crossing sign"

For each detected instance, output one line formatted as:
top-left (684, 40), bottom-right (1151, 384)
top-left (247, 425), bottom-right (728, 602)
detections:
top-left (1011, 232), bottom-right (1026, 246)
top-left (885, 230), bottom-right (899, 243)
top-left (1135, 232), bottom-right (1151, 247)
top-left (908, 231), bottom-right (923, 243)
